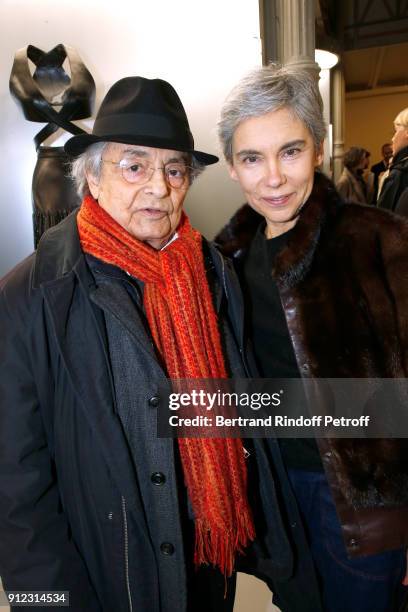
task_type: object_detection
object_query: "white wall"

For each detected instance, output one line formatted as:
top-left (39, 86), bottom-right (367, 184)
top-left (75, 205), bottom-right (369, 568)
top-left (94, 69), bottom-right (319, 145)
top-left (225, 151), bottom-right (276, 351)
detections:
top-left (0, 0), bottom-right (262, 276)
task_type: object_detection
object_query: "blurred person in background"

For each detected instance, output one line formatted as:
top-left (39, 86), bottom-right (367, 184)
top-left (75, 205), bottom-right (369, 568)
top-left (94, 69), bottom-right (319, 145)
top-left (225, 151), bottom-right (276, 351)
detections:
top-left (371, 142), bottom-right (393, 200)
top-left (378, 108), bottom-right (408, 216)
top-left (336, 146), bottom-right (374, 204)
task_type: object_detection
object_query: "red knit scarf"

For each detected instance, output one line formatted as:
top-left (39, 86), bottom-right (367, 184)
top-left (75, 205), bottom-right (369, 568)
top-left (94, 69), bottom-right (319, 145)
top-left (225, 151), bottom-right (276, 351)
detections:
top-left (77, 196), bottom-right (255, 575)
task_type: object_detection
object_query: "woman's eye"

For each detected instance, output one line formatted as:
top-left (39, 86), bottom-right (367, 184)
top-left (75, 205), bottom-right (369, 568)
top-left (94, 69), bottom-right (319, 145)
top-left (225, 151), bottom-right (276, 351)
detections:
top-left (242, 155), bottom-right (259, 164)
top-left (283, 148), bottom-right (300, 158)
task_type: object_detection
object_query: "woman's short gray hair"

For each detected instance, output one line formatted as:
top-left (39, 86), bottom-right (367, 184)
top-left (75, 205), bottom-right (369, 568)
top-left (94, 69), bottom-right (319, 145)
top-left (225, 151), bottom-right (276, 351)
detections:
top-left (70, 142), bottom-right (205, 198)
top-left (218, 64), bottom-right (326, 163)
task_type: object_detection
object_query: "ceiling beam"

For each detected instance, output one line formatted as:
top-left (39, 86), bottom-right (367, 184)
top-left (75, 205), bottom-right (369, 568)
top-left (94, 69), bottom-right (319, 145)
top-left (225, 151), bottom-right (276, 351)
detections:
top-left (368, 46), bottom-right (386, 88)
top-left (360, 0), bottom-right (374, 24)
top-left (383, 0), bottom-right (397, 17)
top-left (346, 84), bottom-right (408, 98)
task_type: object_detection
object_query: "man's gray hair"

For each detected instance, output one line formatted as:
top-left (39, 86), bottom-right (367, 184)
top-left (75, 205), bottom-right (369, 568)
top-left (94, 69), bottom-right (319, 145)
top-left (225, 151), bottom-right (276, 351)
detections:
top-left (218, 64), bottom-right (326, 163)
top-left (70, 142), bottom-right (205, 198)
top-left (70, 142), bottom-right (107, 198)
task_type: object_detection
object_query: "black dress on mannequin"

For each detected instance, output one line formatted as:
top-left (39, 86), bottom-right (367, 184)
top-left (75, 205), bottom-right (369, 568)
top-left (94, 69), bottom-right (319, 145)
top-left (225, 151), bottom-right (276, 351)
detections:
top-left (9, 44), bottom-right (96, 247)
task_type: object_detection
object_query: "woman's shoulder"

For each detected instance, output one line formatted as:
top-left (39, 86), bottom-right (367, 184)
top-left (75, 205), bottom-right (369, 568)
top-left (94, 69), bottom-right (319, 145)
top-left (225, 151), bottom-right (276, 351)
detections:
top-left (333, 200), bottom-right (408, 247)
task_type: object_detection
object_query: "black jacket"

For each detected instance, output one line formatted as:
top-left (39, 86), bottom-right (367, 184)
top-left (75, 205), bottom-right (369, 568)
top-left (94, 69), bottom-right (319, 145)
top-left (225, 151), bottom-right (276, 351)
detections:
top-left (0, 208), bottom-right (314, 611)
top-left (0, 212), bottom-right (256, 611)
top-left (377, 145), bottom-right (408, 214)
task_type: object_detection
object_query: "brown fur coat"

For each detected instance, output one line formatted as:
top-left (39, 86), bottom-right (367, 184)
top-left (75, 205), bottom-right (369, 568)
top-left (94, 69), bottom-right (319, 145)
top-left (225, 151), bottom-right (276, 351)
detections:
top-left (216, 171), bottom-right (408, 556)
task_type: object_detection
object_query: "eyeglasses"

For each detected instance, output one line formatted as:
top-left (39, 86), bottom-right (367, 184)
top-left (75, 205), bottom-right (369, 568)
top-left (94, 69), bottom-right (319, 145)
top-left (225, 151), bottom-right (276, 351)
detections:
top-left (101, 157), bottom-right (193, 189)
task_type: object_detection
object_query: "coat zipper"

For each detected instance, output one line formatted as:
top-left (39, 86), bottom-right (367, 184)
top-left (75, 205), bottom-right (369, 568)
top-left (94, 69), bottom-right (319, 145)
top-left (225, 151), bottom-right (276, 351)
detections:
top-left (121, 496), bottom-right (133, 612)
top-left (219, 250), bottom-right (251, 376)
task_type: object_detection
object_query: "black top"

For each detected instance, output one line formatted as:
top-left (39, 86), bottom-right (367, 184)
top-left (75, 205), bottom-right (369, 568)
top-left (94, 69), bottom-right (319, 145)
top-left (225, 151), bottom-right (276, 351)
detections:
top-left (243, 222), bottom-right (322, 471)
top-left (371, 160), bottom-right (387, 177)
top-left (371, 160), bottom-right (387, 201)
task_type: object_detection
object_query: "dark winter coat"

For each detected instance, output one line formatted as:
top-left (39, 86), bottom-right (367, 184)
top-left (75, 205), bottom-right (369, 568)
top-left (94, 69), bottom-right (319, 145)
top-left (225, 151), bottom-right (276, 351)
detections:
top-left (336, 166), bottom-right (369, 204)
top-left (0, 211), bottom-right (284, 612)
top-left (378, 145), bottom-right (408, 214)
top-left (216, 171), bottom-right (408, 559)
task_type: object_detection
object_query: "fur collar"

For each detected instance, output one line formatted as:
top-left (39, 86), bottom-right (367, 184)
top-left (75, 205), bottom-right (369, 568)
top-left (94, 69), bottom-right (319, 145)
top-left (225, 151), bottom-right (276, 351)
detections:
top-left (215, 171), bottom-right (343, 289)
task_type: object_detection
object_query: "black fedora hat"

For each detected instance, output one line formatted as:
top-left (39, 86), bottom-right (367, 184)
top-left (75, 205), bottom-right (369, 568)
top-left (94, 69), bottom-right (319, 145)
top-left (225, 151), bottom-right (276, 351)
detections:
top-left (65, 76), bottom-right (218, 165)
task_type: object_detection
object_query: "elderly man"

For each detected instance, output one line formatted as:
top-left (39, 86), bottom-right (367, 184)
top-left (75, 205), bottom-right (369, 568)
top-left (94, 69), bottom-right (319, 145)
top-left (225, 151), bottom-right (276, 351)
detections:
top-left (0, 77), bottom-right (257, 611)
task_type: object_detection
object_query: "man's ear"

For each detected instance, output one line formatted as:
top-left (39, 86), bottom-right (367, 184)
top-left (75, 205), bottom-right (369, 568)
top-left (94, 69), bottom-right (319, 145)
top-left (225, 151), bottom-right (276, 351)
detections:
top-left (86, 171), bottom-right (100, 200)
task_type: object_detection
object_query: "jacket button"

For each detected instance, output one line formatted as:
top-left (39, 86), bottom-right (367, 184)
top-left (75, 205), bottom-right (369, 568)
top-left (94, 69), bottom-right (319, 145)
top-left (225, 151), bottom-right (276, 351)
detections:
top-left (151, 472), bottom-right (166, 485)
top-left (148, 396), bottom-right (160, 407)
top-left (349, 538), bottom-right (358, 547)
top-left (160, 542), bottom-right (175, 555)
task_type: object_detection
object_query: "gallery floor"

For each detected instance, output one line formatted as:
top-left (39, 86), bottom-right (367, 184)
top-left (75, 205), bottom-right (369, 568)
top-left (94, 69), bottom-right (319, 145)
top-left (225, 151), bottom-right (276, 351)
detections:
top-left (0, 574), bottom-right (280, 611)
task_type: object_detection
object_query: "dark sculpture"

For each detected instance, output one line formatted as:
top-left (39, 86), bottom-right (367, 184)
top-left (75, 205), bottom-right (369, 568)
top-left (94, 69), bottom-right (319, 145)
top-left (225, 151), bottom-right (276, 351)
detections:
top-left (9, 44), bottom-right (96, 247)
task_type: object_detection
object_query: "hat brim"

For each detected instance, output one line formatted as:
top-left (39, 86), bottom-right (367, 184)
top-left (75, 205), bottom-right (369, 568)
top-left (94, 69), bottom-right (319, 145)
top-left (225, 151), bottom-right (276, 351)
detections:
top-left (64, 133), bottom-right (218, 165)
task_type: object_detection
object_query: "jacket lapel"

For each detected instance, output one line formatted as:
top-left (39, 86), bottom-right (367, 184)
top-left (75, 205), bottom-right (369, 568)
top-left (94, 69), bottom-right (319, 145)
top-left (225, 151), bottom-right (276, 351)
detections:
top-left (41, 258), bottom-right (144, 513)
top-left (87, 273), bottom-right (160, 368)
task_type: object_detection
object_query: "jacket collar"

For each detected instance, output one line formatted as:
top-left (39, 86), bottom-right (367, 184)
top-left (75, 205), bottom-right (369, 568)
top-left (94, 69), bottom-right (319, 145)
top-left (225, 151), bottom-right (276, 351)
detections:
top-left (33, 210), bottom-right (225, 296)
top-left (391, 144), bottom-right (408, 168)
top-left (216, 171), bottom-right (343, 289)
top-left (32, 209), bottom-right (83, 288)
top-left (31, 206), bottom-right (244, 352)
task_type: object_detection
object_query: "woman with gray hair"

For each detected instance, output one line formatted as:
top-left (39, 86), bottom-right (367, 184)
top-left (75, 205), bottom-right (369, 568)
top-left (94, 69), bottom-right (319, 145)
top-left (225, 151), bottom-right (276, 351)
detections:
top-left (216, 64), bottom-right (408, 612)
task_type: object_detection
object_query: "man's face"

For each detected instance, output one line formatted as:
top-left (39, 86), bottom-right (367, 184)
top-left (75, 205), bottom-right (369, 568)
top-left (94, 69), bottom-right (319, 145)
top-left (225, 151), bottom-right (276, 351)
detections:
top-left (392, 124), bottom-right (408, 156)
top-left (229, 108), bottom-right (323, 239)
top-left (87, 143), bottom-right (190, 249)
top-left (382, 144), bottom-right (393, 163)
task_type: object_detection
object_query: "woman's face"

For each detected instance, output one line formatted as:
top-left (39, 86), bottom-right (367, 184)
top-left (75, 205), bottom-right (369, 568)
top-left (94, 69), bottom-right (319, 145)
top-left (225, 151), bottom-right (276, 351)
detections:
top-left (392, 123), bottom-right (408, 156)
top-left (229, 107), bottom-right (323, 239)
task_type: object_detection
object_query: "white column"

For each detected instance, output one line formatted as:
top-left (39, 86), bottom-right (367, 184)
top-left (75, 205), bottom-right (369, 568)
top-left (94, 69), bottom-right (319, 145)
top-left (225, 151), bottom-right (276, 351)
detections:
top-left (318, 67), bottom-right (332, 176)
top-left (331, 64), bottom-right (346, 183)
top-left (278, 0), bottom-right (320, 76)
